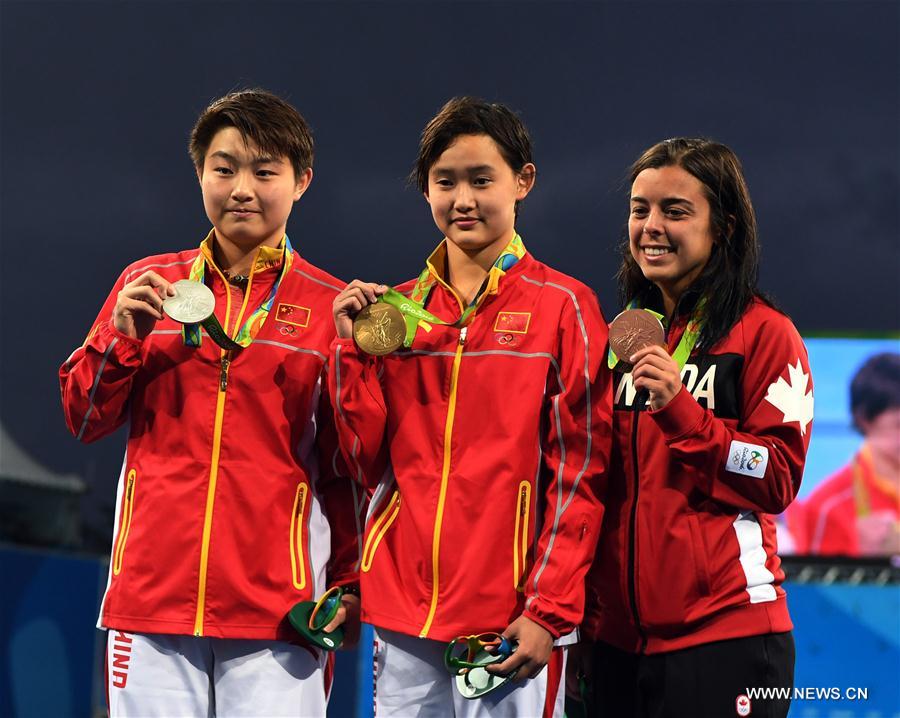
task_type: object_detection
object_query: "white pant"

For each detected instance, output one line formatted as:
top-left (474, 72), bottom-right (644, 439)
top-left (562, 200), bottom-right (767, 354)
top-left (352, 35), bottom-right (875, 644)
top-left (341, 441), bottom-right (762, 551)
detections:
top-left (373, 628), bottom-right (566, 718)
top-left (105, 630), bottom-right (329, 717)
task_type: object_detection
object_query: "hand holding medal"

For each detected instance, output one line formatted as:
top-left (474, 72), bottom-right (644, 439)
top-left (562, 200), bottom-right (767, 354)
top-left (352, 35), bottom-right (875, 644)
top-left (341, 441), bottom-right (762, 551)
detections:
top-left (113, 270), bottom-right (176, 341)
top-left (334, 280), bottom-right (455, 356)
top-left (333, 280), bottom-right (397, 354)
top-left (608, 309), bottom-right (665, 370)
top-left (163, 280), bottom-right (243, 350)
top-left (609, 308), bottom-right (681, 411)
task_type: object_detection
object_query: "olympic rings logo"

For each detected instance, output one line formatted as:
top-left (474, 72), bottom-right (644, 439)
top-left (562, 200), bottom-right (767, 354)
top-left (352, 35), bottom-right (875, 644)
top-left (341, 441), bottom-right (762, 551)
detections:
top-left (496, 333), bottom-right (517, 346)
top-left (279, 325), bottom-right (297, 337)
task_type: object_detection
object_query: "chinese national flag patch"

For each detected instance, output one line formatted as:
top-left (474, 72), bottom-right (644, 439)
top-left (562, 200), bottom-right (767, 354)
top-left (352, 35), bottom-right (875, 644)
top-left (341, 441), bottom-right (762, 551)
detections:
top-left (493, 312), bottom-right (531, 334)
top-left (275, 303), bottom-right (311, 328)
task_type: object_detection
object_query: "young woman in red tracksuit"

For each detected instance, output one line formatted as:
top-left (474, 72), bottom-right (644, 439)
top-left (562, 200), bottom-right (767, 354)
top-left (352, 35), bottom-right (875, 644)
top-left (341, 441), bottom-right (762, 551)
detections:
top-left (579, 138), bottom-right (813, 718)
top-left (330, 97), bottom-right (612, 717)
top-left (60, 90), bottom-right (363, 717)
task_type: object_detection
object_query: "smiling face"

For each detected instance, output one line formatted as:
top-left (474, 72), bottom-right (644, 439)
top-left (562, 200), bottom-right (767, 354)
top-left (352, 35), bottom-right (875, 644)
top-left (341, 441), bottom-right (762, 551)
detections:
top-left (199, 126), bottom-right (311, 251)
top-left (628, 164), bottom-right (717, 310)
top-left (425, 133), bottom-right (534, 258)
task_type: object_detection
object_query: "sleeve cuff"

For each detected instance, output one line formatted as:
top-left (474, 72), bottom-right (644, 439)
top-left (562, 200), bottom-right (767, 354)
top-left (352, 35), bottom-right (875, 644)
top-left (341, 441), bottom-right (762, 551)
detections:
top-left (101, 319), bottom-right (144, 348)
top-left (523, 605), bottom-right (564, 639)
top-left (330, 336), bottom-right (360, 357)
top-left (649, 385), bottom-right (705, 441)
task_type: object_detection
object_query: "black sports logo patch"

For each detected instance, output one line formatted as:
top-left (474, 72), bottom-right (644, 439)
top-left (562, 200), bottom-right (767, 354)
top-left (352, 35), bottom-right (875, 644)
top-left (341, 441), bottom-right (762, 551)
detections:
top-left (613, 353), bottom-right (743, 418)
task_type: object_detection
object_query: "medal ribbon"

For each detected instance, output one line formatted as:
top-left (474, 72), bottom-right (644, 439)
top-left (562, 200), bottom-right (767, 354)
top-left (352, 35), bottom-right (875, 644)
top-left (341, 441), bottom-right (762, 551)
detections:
top-left (607, 299), bottom-right (705, 370)
top-left (381, 233), bottom-right (527, 347)
top-left (182, 235), bottom-right (294, 349)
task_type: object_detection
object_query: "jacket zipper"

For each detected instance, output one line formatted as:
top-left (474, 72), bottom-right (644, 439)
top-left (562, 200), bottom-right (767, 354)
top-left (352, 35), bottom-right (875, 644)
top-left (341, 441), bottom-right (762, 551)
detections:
top-left (627, 410), bottom-right (648, 652)
top-left (513, 480), bottom-right (531, 591)
top-left (361, 490), bottom-right (402, 572)
top-left (419, 324), bottom-right (467, 638)
top-left (193, 265), bottom-right (256, 636)
top-left (112, 469), bottom-right (137, 575)
top-left (290, 483), bottom-right (309, 589)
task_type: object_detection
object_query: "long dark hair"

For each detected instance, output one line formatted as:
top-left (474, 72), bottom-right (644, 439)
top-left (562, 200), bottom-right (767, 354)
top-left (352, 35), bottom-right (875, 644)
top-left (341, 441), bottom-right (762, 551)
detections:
top-left (617, 137), bottom-right (773, 352)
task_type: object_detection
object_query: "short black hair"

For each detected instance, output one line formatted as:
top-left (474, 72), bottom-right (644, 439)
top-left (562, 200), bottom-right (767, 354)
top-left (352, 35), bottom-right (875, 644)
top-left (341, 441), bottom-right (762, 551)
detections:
top-left (850, 352), bottom-right (900, 432)
top-left (189, 89), bottom-right (313, 178)
top-left (411, 96), bottom-right (534, 206)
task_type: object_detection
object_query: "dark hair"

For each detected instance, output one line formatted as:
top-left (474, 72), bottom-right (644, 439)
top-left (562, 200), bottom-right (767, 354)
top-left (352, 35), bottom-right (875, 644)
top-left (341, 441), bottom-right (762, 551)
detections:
top-left (617, 137), bottom-right (769, 351)
top-left (850, 352), bottom-right (900, 432)
top-left (411, 96), bottom-right (534, 213)
top-left (189, 89), bottom-right (313, 178)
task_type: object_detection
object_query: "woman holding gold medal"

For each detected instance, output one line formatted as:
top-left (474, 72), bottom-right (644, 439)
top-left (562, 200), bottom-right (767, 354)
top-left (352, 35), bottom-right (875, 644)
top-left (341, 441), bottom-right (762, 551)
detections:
top-left (330, 97), bottom-right (612, 717)
top-left (576, 138), bottom-right (813, 718)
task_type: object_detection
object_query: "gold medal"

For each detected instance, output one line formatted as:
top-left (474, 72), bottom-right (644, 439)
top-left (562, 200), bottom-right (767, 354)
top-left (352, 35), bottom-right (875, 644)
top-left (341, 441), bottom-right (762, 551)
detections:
top-left (353, 303), bottom-right (407, 356)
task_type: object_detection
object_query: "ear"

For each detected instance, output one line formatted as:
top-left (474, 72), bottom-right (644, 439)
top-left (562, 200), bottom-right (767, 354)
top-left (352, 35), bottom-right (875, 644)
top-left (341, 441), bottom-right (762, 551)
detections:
top-left (516, 163), bottom-right (537, 200)
top-left (196, 165), bottom-right (203, 184)
top-left (723, 214), bottom-right (736, 241)
top-left (423, 190), bottom-right (432, 206)
top-left (293, 167), bottom-right (314, 202)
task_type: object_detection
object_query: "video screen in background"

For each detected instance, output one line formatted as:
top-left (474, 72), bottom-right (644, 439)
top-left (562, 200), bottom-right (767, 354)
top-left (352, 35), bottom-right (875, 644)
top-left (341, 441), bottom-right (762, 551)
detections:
top-left (779, 338), bottom-right (900, 557)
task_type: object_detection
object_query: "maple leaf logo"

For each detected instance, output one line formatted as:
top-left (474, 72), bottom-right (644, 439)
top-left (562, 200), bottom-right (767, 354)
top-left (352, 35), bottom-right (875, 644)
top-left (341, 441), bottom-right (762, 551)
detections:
top-left (764, 359), bottom-right (814, 435)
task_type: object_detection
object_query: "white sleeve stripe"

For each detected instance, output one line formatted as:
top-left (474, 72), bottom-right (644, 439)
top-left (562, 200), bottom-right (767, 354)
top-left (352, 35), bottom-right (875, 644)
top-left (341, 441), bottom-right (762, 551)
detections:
top-left (76, 337), bottom-right (119, 441)
top-left (522, 276), bottom-right (593, 604)
top-left (293, 269), bottom-right (343, 293)
top-left (125, 257), bottom-right (195, 281)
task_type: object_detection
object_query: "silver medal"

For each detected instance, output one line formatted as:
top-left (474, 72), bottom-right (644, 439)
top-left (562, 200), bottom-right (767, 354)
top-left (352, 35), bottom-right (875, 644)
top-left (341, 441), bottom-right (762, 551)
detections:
top-left (163, 280), bottom-right (216, 324)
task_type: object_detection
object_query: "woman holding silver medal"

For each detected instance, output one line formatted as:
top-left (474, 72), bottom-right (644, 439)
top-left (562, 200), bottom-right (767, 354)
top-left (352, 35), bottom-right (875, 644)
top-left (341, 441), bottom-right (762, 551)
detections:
top-left (60, 90), bottom-right (363, 717)
top-left (574, 138), bottom-right (813, 718)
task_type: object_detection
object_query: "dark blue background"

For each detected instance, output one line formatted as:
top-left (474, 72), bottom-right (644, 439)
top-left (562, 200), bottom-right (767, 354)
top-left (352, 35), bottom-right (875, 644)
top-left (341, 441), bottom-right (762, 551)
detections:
top-left (2, 0), bottom-right (898, 544)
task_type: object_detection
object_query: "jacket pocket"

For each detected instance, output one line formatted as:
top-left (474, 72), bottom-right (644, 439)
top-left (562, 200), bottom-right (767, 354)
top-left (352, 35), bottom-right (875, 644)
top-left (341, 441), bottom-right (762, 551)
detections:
top-left (513, 481), bottom-right (532, 591)
top-left (112, 469), bottom-right (137, 576)
top-left (687, 513), bottom-right (712, 596)
top-left (361, 491), bottom-right (401, 572)
top-left (290, 483), bottom-right (309, 590)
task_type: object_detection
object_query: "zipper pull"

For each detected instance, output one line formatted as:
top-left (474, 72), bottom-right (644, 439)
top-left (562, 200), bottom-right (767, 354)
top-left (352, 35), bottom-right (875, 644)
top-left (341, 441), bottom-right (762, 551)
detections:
top-left (220, 355), bottom-right (230, 392)
top-left (459, 326), bottom-right (468, 345)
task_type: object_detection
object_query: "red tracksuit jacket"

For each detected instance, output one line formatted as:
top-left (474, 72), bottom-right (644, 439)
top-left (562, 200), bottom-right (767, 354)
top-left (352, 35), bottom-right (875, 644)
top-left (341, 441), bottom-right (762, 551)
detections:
top-left (60, 235), bottom-right (365, 640)
top-left (583, 298), bottom-right (813, 654)
top-left (329, 240), bottom-right (612, 643)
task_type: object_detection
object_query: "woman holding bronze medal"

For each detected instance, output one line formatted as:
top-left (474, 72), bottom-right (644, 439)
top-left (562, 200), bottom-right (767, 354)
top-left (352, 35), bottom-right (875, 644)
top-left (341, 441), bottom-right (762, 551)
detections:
top-left (575, 139), bottom-right (813, 718)
top-left (330, 97), bottom-right (612, 716)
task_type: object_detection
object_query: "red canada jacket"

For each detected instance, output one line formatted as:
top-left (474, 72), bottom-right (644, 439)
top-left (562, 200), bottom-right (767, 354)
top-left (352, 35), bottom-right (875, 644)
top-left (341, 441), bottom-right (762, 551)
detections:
top-left (328, 240), bottom-right (612, 643)
top-left (583, 298), bottom-right (813, 654)
top-left (60, 235), bottom-right (365, 641)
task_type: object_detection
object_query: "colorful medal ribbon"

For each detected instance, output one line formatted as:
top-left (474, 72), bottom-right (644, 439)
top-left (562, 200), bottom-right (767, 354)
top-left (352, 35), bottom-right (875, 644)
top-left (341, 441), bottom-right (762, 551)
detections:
top-left (382, 233), bottom-right (527, 347)
top-left (607, 299), bottom-right (704, 370)
top-left (182, 235), bottom-right (294, 349)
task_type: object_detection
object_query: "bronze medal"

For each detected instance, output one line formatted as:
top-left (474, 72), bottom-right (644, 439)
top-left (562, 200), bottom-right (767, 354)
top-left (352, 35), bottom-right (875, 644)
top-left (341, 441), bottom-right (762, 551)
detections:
top-left (609, 309), bottom-right (665, 370)
top-left (353, 303), bottom-right (407, 356)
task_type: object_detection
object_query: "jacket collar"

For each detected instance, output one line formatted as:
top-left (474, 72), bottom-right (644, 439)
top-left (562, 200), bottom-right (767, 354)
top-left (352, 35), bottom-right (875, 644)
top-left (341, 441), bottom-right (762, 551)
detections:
top-left (411, 232), bottom-right (529, 309)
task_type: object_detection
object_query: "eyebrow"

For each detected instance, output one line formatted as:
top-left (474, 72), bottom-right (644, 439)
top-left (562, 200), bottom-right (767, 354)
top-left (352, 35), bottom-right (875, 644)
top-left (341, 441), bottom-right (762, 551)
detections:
top-left (210, 150), bottom-right (281, 165)
top-left (431, 164), bottom-right (496, 174)
top-left (630, 195), bottom-right (695, 207)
